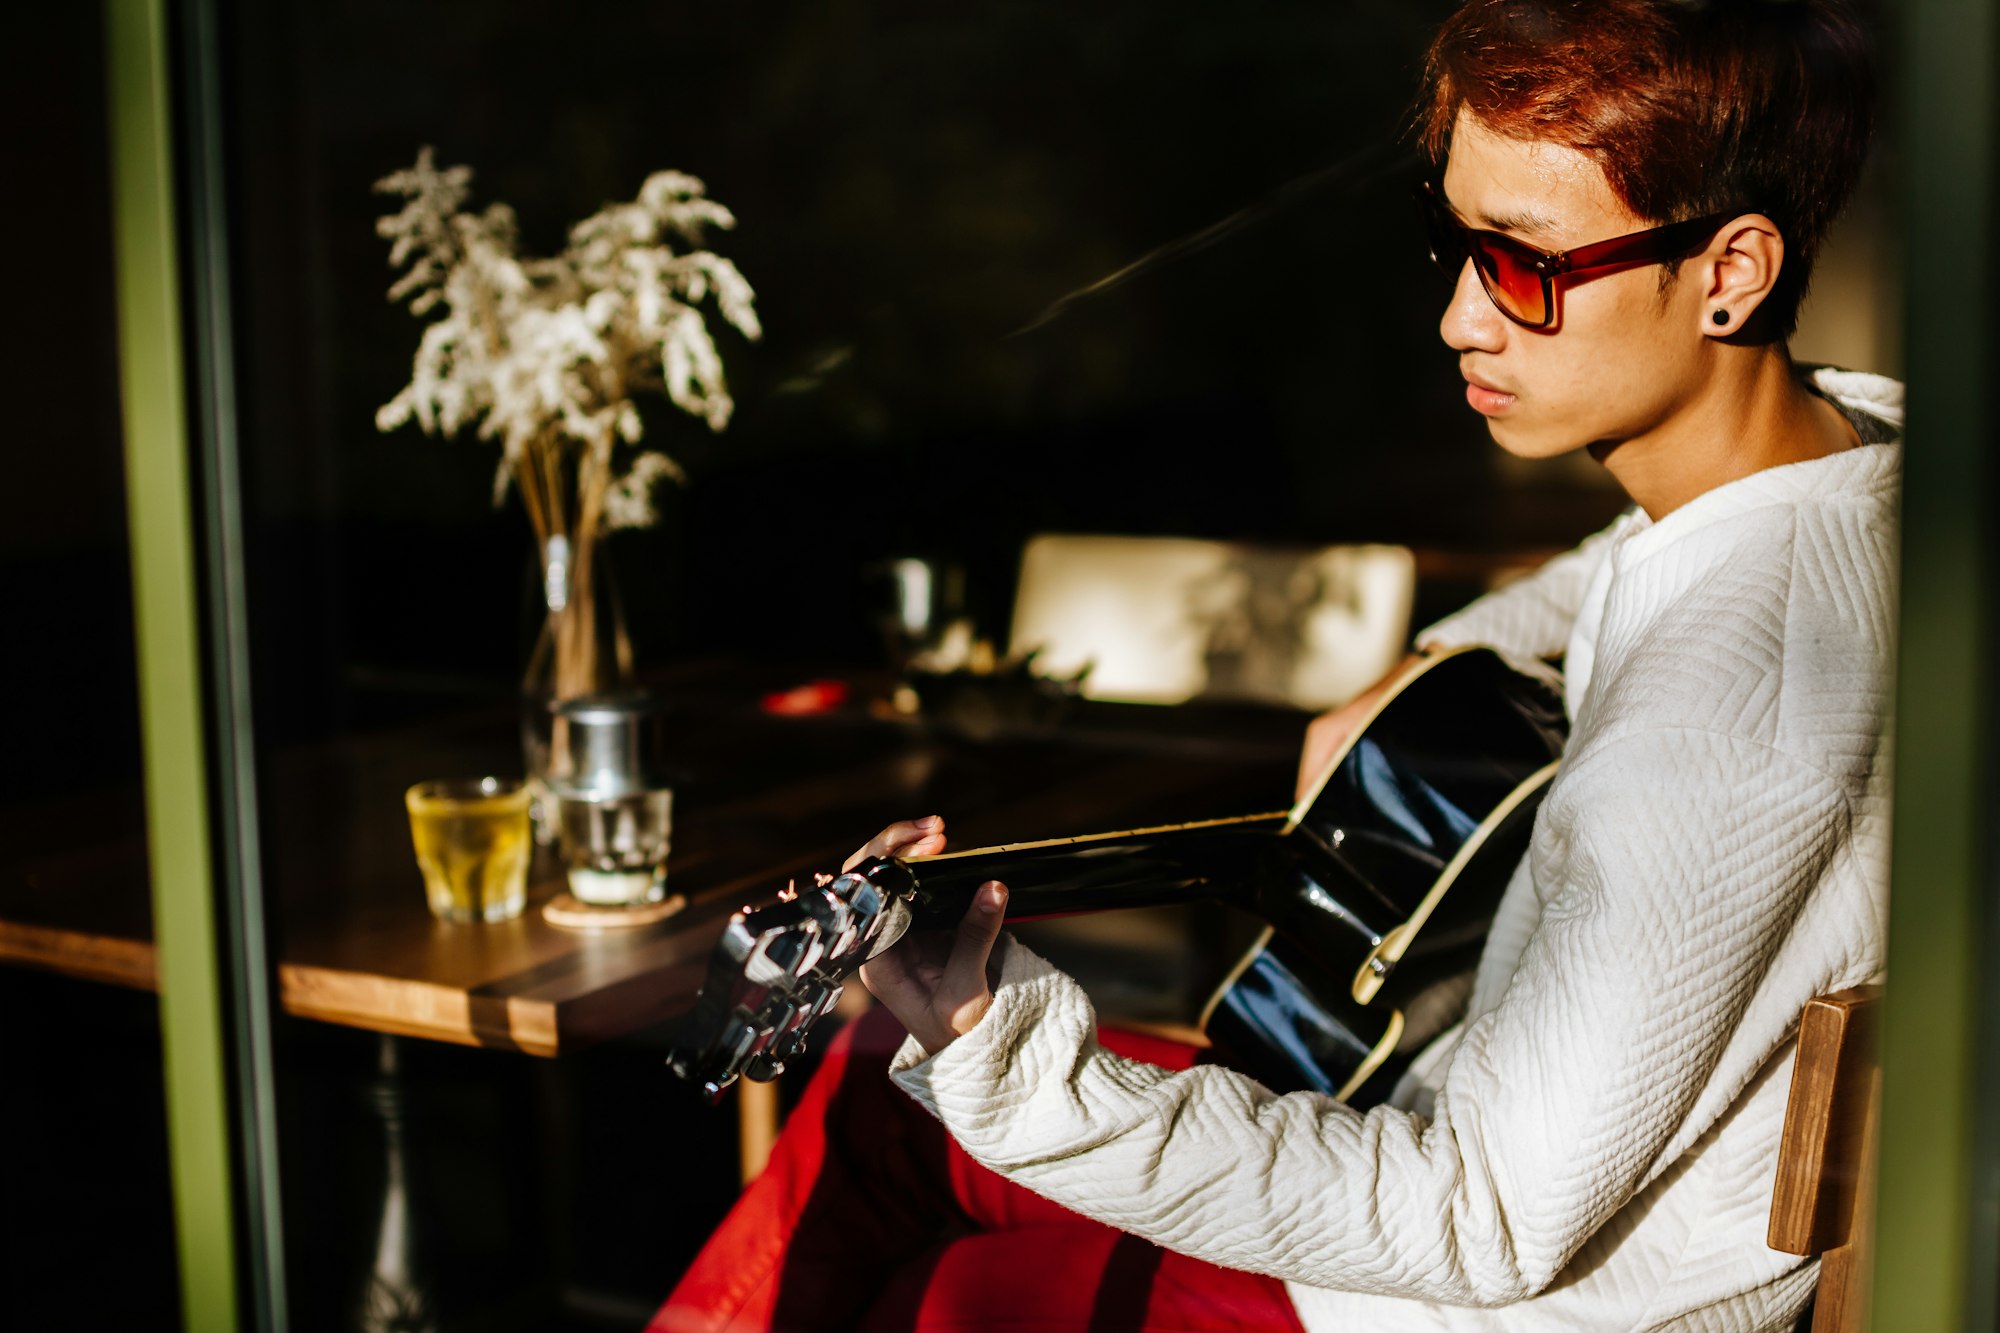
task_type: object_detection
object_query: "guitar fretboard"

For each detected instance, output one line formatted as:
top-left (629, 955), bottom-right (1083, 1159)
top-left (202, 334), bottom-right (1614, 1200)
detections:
top-left (908, 811), bottom-right (1292, 863)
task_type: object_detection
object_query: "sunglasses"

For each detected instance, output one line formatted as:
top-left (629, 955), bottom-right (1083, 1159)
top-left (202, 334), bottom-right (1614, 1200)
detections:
top-left (1417, 181), bottom-right (1738, 330)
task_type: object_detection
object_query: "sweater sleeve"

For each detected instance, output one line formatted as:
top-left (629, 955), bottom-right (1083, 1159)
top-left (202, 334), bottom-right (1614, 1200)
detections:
top-left (890, 728), bottom-right (1848, 1305)
top-left (1416, 513), bottom-right (1631, 660)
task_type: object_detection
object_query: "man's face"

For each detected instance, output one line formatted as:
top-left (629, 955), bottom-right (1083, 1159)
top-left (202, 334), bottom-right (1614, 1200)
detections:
top-left (1437, 111), bottom-right (1708, 459)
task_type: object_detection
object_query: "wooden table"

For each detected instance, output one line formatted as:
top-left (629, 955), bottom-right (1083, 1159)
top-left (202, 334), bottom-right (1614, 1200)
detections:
top-left (0, 665), bottom-right (1303, 1057)
top-left (0, 668), bottom-right (1303, 1331)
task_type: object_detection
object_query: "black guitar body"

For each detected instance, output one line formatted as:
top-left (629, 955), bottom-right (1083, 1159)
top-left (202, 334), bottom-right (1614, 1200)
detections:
top-left (668, 648), bottom-right (1566, 1105)
top-left (1204, 647), bottom-right (1565, 1103)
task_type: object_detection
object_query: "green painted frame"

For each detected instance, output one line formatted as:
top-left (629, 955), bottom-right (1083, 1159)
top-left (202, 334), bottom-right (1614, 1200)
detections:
top-left (106, 0), bottom-right (287, 1328)
top-left (105, 0), bottom-right (241, 1324)
top-left (1876, 0), bottom-right (1999, 1329)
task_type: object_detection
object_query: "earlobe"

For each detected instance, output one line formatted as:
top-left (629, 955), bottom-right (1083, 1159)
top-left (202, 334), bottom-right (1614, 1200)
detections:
top-left (1702, 214), bottom-right (1784, 337)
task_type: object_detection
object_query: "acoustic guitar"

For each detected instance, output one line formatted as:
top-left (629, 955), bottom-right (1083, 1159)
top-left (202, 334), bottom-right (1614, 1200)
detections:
top-left (668, 646), bottom-right (1566, 1107)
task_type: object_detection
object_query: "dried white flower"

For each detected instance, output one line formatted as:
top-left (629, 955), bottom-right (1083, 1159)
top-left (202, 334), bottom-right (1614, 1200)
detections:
top-left (373, 149), bottom-right (761, 531)
top-left (602, 451), bottom-right (686, 531)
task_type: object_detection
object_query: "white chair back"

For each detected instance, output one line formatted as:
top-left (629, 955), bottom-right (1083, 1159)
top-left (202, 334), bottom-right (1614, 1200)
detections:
top-left (1009, 534), bottom-right (1415, 710)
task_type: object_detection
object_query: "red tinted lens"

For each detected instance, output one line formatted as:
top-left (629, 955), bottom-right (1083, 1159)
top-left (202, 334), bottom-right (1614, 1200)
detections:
top-left (1420, 192), bottom-right (1468, 276)
top-left (1420, 188), bottom-right (1549, 327)
top-left (1469, 236), bottom-right (1549, 326)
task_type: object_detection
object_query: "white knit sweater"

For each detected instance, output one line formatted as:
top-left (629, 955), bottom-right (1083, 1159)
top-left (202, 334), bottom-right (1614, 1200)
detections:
top-left (891, 369), bottom-right (1901, 1331)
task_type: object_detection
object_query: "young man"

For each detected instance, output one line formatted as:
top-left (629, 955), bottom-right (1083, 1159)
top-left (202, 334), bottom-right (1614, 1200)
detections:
top-left (656, 1), bottom-right (1897, 1327)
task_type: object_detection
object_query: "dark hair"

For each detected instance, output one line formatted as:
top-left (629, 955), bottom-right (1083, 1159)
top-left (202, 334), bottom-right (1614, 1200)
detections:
top-left (1417, 0), bottom-right (1877, 338)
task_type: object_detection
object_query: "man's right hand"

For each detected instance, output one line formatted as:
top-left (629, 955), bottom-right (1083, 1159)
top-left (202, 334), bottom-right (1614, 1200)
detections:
top-left (1294, 651), bottom-right (1426, 802)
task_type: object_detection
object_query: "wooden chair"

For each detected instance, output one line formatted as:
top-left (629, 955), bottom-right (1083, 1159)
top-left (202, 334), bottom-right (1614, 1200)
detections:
top-left (1769, 985), bottom-right (1884, 1333)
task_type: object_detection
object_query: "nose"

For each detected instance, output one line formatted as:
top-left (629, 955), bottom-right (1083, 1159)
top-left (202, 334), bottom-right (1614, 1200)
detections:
top-left (1439, 259), bottom-right (1506, 355)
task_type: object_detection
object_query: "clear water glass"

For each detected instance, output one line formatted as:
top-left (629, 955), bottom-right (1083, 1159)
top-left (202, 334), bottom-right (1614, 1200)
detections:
top-left (555, 787), bottom-right (672, 906)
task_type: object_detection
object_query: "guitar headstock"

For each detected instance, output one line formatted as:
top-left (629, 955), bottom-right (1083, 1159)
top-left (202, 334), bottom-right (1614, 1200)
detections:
top-left (667, 857), bottom-right (917, 1100)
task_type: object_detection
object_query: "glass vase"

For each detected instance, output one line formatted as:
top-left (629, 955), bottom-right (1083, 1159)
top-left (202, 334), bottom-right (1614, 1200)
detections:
top-left (521, 532), bottom-right (633, 843)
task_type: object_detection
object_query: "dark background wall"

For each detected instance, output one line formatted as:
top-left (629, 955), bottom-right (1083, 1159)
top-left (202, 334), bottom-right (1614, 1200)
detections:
top-left (217, 0), bottom-right (1630, 747)
top-left (6, 0), bottom-right (144, 803)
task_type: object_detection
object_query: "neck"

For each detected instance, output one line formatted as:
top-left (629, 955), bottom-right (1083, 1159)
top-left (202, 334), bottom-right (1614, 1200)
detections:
top-left (1591, 345), bottom-right (1859, 521)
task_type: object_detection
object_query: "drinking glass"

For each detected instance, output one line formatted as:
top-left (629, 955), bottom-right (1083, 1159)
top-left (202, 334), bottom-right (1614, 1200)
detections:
top-left (404, 778), bottom-right (532, 922)
top-left (555, 787), bottom-right (672, 906)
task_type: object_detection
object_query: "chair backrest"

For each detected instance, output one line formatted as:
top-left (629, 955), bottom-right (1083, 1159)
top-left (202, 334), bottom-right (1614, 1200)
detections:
top-left (1768, 985), bottom-right (1884, 1333)
top-left (1008, 534), bottom-right (1416, 711)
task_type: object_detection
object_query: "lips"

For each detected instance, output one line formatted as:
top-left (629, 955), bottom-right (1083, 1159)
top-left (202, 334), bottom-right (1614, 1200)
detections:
top-left (1462, 371), bottom-right (1516, 416)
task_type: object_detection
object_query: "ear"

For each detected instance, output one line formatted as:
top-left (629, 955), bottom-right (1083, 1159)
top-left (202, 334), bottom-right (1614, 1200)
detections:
top-left (1698, 214), bottom-right (1784, 337)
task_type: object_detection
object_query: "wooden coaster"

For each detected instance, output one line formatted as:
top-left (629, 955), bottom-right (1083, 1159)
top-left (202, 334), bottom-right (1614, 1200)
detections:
top-left (542, 891), bottom-right (688, 930)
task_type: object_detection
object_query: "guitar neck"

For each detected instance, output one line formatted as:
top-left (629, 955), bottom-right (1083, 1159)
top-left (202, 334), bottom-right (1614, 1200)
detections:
top-left (879, 812), bottom-right (1294, 927)
top-left (668, 647), bottom-right (1569, 1100)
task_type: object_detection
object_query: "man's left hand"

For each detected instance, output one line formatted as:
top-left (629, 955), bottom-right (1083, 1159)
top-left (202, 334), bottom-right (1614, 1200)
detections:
top-left (849, 816), bottom-right (1010, 1057)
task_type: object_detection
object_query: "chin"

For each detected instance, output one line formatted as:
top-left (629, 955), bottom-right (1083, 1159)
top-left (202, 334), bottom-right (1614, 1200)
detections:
top-left (1487, 418), bottom-right (1590, 461)
top-left (1485, 420), bottom-right (1554, 458)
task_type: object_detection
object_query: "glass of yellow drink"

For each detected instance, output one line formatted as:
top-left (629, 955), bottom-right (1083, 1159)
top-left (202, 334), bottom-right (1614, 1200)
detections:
top-left (404, 778), bottom-right (532, 922)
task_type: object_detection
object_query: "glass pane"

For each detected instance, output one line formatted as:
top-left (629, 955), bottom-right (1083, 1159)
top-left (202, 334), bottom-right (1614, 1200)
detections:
top-left (212, 3), bottom-right (1904, 1328)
